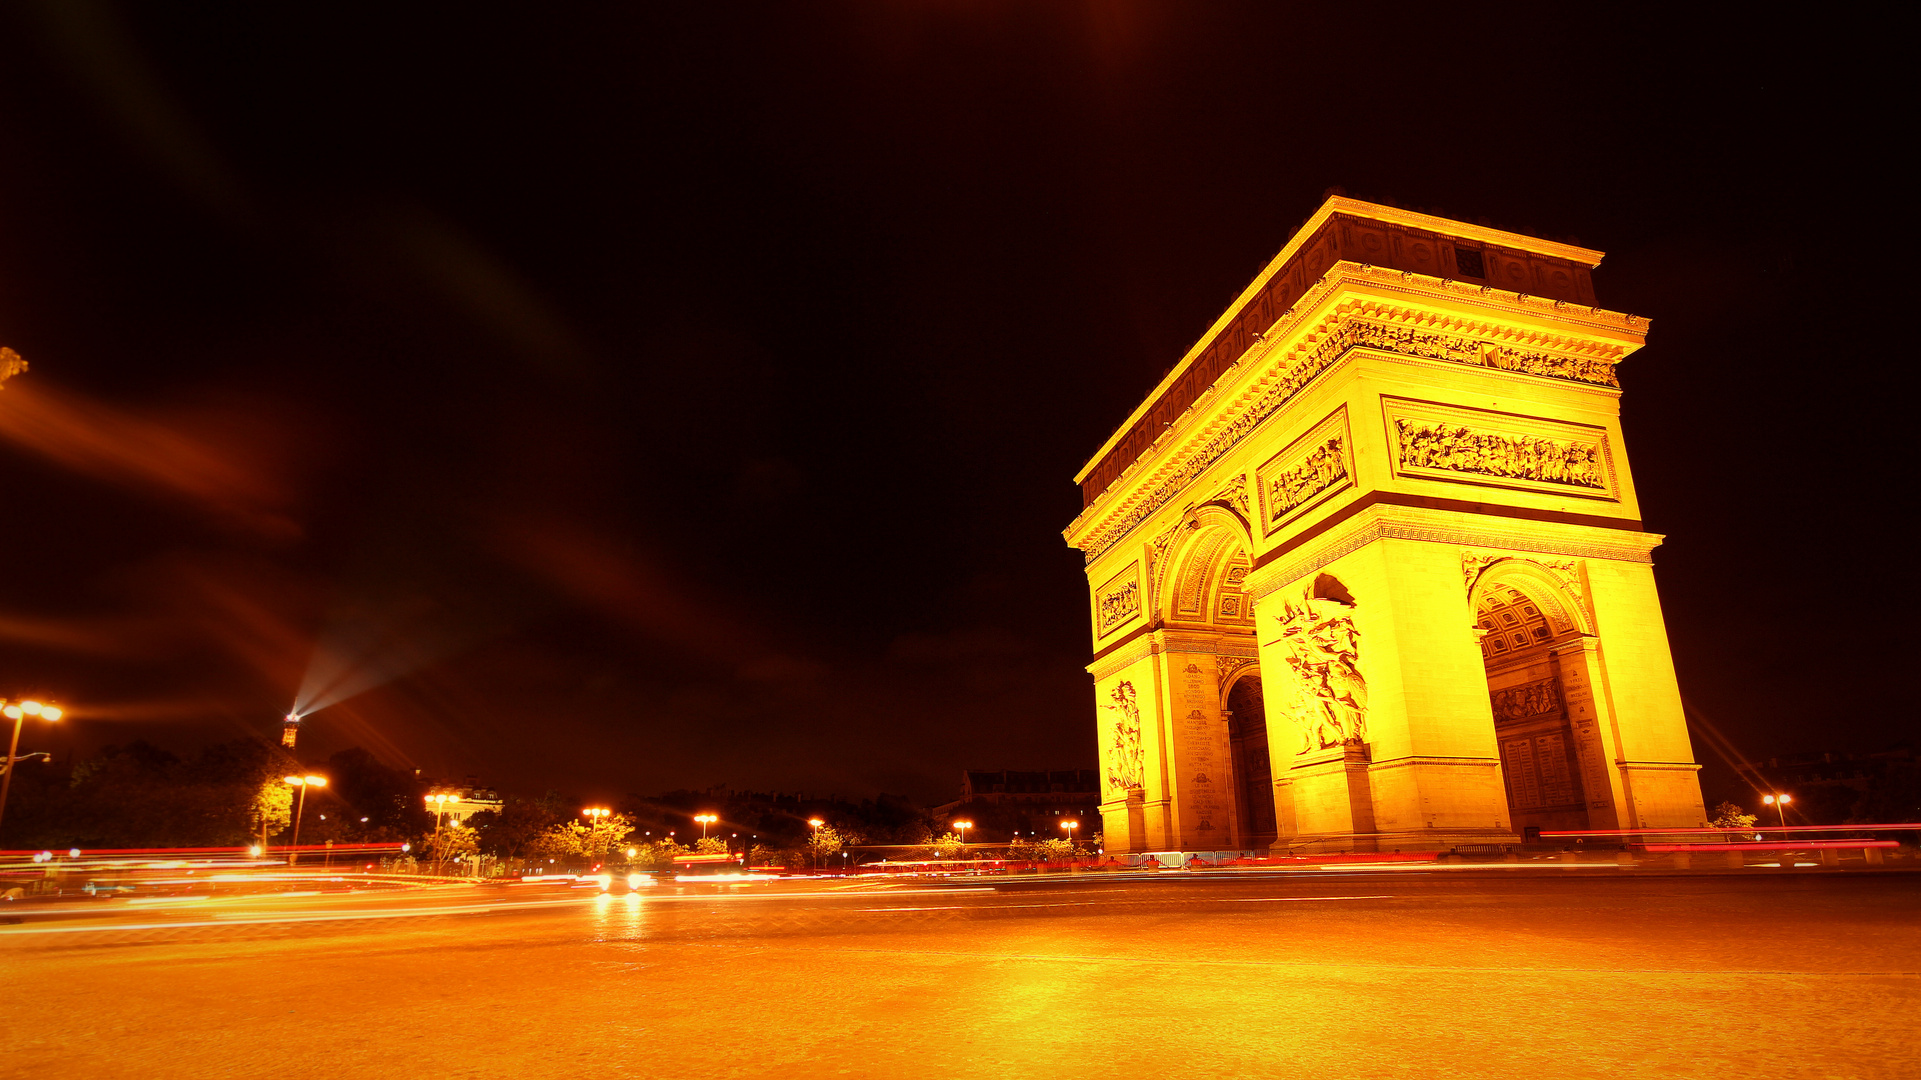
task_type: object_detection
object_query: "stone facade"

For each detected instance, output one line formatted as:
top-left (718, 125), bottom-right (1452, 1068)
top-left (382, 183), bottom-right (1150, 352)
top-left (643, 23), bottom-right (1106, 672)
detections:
top-left (1064, 197), bottom-right (1707, 854)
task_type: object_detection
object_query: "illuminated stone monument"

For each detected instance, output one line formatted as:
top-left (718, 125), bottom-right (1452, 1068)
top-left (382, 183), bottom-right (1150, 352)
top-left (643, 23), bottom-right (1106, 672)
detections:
top-left (1064, 196), bottom-right (1707, 853)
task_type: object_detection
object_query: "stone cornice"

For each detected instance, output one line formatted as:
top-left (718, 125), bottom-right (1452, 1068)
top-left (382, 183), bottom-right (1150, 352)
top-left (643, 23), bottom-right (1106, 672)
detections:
top-left (1075, 219), bottom-right (1631, 489)
top-left (1065, 265), bottom-right (1645, 564)
top-left (1241, 503), bottom-right (1663, 601)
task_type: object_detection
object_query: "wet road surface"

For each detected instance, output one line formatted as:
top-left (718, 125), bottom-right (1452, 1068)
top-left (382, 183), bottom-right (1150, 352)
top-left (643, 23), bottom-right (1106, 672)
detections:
top-left (3, 868), bottom-right (1915, 1079)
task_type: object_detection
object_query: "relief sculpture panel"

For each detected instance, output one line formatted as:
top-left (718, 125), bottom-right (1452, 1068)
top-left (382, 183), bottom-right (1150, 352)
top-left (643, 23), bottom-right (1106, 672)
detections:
top-left (1491, 677), bottom-right (1561, 721)
top-left (1256, 407), bottom-right (1352, 536)
top-left (1095, 562), bottom-right (1142, 637)
top-left (1101, 681), bottom-right (1145, 795)
top-left (1384, 398), bottom-right (1618, 500)
top-left (1271, 590), bottom-right (1368, 753)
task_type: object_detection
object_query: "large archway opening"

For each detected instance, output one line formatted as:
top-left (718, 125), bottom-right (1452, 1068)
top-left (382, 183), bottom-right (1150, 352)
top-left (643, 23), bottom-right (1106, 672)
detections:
top-left (1225, 673), bottom-right (1275, 848)
top-left (1160, 511), bottom-right (1268, 849)
top-left (1473, 569), bottom-right (1592, 834)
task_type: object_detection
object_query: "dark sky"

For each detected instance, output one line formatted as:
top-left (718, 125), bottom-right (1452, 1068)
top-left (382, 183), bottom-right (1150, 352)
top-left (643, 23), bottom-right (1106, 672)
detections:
top-left (0, 3), bottom-right (1907, 806)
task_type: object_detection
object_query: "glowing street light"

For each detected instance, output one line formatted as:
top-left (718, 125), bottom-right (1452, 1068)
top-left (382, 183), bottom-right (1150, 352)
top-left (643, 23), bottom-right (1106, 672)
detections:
top-left (0, 699), bottom-right (62, 844)
top-left (953, 819), bottom-right (973, 859)
top-left (283, 774), bottom-right (327, 865)
top-left (808, 817), bottom-right (825, 874)
top-left (582, 807), bottom-right (611, 822)
top-left (1762, 793), bottom-right (1793, 828)
top-left (1060, 820), bottom-right (1080, 848)
top-left (694, 813), bottom-right (718, 840)
top-left (425, 793), bottom-right (460, 871)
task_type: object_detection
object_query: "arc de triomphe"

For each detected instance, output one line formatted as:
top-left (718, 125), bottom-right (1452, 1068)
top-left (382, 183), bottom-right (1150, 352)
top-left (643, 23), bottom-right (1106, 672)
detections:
top-left (1064, 196), bottom-right (1707, 854)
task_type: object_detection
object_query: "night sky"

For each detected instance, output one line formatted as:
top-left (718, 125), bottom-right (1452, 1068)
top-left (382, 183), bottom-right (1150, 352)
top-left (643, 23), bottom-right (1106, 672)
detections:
top-left (0, 4), bottom-right (1906, 807)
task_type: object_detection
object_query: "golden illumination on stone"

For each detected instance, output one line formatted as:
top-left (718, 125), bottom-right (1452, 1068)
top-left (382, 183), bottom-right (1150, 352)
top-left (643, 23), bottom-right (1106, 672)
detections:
top-left (1065, 196), bottom-right (1707, 854)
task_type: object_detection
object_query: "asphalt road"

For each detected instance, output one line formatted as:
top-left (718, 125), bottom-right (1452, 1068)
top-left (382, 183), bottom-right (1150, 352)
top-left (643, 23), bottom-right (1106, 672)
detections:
top-left (2, 867), bottom-right (1915, 1079)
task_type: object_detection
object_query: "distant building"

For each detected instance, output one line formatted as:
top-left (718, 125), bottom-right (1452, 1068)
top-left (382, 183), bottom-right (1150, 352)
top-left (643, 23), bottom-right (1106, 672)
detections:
top-left (1748, 745), bottom-right (1917, 823)
top-left (417, 777), bottom-right (503, 827)
top-left (931, 770), bottom-right (1102, 842)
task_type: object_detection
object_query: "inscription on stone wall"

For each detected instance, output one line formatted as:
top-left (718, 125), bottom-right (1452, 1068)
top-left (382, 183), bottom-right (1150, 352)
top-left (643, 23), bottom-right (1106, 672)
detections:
top-left (1502, 732), bottom-right (1579, 809)
top-left (1176, 661), bottom-right (1226, 837)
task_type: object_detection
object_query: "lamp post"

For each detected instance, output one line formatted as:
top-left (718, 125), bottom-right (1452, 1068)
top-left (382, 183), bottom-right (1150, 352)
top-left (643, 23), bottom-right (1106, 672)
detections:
top-left (283, 774), bottom-right (327, 865)
top-left (1762, 793), bottom-right (1793, 828)
top-left (953, 819), bottom-right (973, 864)
top-left (582, 807), bottom-right (611, 863)
top-left (808, 817), bottom-right (824, 874)
top-left (1060, 819), bottom-right (1080, 852)
top-left (425, 793), bottom-right (457, 872)
top-left (0, 699), bottom-right (62, 845)
top-left (694, 813), bottom-right (717, 841)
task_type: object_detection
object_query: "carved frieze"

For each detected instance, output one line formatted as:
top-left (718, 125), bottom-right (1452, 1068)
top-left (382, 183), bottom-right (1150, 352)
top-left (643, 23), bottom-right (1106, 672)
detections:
top-left (1256, 407), bottom-right (1353, 536)
top-left (1076, 309), bottom-right (1620, 562)
top-left (1491, 677), bottom-right (1562, 721)
top-left (1101, 680), bottom-right (1147, 795)
top-left (1095, 562), bottom-right (1143, 637)
top-left (1270, 590), bottom-right (1369, 754)
top-left (1384, 398), bottom-right (1617, 500)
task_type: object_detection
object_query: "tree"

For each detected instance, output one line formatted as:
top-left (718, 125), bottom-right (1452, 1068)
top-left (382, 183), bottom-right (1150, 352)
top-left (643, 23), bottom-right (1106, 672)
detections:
top-left (422, 824), bottom-right (480, 866)
top-left (929, 831), bottom-right (965, 860)
top-left (250, 778), bottom-right (293, 847)
top-left (1710, 801), bottom-right (1757, 838)
top-left (528, 812), bottom-right (635, 862)
top-left (475, 792), bottom-right (565, 858)
top-left (805, 824), bottom-right (845, 869)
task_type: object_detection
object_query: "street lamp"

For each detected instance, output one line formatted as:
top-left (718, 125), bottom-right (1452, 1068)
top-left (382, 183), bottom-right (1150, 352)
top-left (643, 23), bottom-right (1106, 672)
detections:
top-left (694, 813), bottom-right (717, 840)
top-left (953, 819), bottom-right (973, 862)
top-left (808, 817), bottom-right (825, 874)
top-left (0, 699), bottom-right (62, 844)
top-left (283, 774), bottom-right (327, 864)
top-left (1762, 793), bottom-right (1793, 828)
top-left (1060, 820), bottom-right (1080, 849)
top-left (425, 793), bottom-right (458, 871)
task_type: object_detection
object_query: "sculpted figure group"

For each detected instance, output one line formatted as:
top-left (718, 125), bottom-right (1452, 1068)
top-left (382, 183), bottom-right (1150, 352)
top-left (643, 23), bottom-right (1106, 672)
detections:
top-left (1266, 437), bottom-right (1348, 523)
top-left (1491, 677), bottom-right (1561, 721)
top-left (1097, 579), bottom-right (1140, 633)
top-left (1101, 680), bottom-right (1146, 795)
top-left (1395, 419), bottom-right (1605, 489)
top-left (1273, 591), bottom-right (1369, 753)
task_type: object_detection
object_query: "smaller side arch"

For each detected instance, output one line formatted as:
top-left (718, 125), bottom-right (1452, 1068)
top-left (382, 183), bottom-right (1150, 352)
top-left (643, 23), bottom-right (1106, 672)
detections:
top-left (1467, 558), bottom-right (1594, 639)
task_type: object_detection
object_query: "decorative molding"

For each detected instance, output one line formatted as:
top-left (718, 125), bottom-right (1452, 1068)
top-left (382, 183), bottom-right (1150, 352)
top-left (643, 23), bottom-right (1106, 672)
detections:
top-left (1087, 635), bottom-right (1161, 681)
top-left (1384, 397), bottom-right (1618, 501)
top-left (1209, 470), bottom-right (1251, 517)
top-left (1217, 656), bottom-right (1258, 694)
top-left (1465, 552), bottom-right (1595, 637)
top-left (1070, 288), bottom-right (1632, 562)
top-left (1263, 507), bottom-right (1659, 596)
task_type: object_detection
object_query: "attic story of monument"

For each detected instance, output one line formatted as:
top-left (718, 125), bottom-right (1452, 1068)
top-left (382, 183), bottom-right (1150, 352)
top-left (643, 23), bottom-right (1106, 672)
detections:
top-left (1063, 196), bottom-right (1707, 855)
